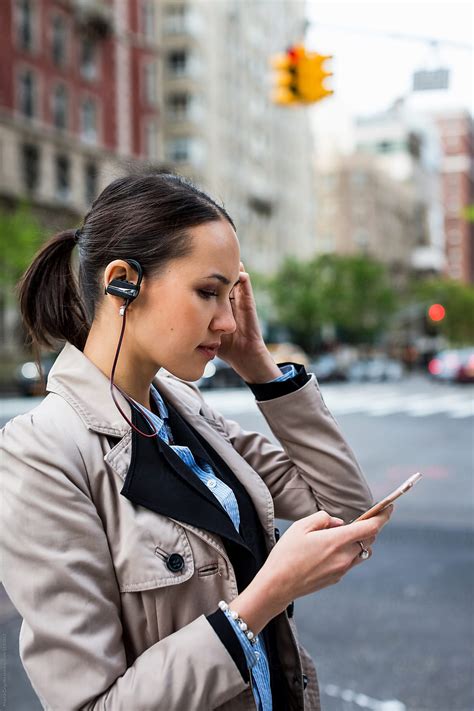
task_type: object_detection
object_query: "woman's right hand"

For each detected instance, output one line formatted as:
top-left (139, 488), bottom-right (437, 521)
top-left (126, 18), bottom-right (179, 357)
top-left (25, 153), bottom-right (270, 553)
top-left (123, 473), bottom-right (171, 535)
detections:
top-left (259, 506), bottom-right (393, 611)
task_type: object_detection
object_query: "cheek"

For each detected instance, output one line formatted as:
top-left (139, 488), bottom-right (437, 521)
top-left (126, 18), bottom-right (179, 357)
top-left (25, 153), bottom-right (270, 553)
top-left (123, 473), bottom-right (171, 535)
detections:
top-left (143, 296), bottom-right (210, 340)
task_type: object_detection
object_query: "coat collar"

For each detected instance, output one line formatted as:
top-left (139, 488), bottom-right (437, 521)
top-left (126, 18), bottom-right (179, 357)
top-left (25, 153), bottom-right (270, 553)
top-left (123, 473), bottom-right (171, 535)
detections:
top-left (46, 341), bottom-right (203, 438)
top-left (46, 342), bottom-right (275, 539)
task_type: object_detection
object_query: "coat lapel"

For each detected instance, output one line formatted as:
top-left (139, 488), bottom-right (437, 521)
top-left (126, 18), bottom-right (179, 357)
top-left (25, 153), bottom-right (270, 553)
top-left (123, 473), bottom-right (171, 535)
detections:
top-left (155, 376), bottom-right (276, 540)
top-left (120, 405), bottom-right (253, 553)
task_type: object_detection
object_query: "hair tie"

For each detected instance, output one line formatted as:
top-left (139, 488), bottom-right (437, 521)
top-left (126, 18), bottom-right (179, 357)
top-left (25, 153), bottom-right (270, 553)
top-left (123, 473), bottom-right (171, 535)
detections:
top-left (74, 228), bottom-right (81, 244)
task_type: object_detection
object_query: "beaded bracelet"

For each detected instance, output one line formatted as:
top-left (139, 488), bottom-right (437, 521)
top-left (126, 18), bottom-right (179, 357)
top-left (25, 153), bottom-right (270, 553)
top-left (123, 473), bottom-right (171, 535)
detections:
top-left (218, 600), bottom-right (258, 645)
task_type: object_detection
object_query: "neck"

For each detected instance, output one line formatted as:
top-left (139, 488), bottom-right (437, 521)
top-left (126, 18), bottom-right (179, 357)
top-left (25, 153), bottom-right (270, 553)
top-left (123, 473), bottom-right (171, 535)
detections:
top-left (83, 318), bottom-right (155, 410)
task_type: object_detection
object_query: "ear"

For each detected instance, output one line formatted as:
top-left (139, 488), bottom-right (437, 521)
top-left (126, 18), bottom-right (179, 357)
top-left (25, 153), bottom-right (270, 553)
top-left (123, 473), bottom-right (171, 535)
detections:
top-left (103, 260), bottom-right (134, 291)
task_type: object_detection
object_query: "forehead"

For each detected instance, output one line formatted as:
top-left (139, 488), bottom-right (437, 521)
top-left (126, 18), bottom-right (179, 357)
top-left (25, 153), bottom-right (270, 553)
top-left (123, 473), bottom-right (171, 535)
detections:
top-left (185, 220), bottom-right (240, 268)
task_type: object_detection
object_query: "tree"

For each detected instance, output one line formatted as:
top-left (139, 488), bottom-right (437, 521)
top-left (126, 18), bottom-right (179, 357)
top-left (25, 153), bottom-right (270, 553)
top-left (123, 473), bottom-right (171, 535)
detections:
top-left (0, 204), bottom-right (42, 351)
top-left (266, 253), bottom-right (397, 353)
top-left (408, 277), bottom-right (474, 346)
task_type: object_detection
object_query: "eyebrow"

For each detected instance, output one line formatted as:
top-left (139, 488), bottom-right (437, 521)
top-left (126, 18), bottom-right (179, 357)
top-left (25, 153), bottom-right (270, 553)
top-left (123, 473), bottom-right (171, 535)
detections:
top-left (205, 273), bottom-right (241, 286)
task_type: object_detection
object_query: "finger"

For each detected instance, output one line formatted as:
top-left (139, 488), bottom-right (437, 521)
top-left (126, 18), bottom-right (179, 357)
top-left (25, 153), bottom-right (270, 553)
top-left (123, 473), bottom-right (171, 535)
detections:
top-left (300, 510), bottom-right (341, 532)
top-left (339, 505), bottom-right (393, 544)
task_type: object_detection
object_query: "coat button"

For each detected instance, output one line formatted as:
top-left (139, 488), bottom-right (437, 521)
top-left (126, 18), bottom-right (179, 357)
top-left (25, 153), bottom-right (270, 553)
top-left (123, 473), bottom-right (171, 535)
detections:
top-left (166, 553), bottom-right (184, 573)
top-left (286, 600), bottom-right (294, 618)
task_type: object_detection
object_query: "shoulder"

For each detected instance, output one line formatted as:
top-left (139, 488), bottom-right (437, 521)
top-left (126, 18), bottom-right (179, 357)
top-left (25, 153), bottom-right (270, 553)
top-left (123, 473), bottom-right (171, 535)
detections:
top-left (1, 393), bottom-right (94, 493)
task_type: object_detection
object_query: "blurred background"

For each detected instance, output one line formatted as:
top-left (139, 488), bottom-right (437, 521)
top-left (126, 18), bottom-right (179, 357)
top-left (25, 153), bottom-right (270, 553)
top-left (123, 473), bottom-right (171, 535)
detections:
top-left (0, 1), bottom-right (472, 710)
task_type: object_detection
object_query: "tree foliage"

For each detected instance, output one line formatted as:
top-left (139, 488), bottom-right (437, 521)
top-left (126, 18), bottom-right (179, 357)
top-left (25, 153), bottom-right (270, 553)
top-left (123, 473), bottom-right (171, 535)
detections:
top-left (266, 253), bottom-right (397, 353)
top-left (0, 203), bottom-right (42, 304)
top-left (408, 276), bottom-right (474, 346)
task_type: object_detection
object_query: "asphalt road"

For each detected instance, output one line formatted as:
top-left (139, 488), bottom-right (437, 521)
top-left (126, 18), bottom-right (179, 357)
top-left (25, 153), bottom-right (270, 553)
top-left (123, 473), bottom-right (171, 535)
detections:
top-left (1, 375), bottom-right (472, 710)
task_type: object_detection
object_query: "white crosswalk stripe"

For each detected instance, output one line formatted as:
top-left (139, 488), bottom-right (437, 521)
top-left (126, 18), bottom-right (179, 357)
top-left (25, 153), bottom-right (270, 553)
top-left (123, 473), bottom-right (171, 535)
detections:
top-left (1, 382), bottom-right (472, 424)
top-left (200, 383), bottom-right (474, 419)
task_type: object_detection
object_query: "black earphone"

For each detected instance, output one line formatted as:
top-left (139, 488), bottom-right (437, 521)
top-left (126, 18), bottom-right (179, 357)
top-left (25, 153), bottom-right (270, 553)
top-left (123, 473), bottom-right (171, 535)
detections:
top-left (105, 258), bottom-right (160, 438)
top-left (105, 258), bottom-right (143, 304)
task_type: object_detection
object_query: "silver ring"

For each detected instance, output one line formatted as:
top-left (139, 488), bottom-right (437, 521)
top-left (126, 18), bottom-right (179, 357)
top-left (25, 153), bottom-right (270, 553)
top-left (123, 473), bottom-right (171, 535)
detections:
top-left (358, 541), bottom-right (370, 559)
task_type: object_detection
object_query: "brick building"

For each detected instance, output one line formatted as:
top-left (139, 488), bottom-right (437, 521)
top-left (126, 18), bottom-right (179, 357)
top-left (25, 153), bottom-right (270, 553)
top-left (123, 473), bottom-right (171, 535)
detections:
top-left (434, 109), bottom-right (474, 284)
top-left (0, 0), bottom-right (162, 226)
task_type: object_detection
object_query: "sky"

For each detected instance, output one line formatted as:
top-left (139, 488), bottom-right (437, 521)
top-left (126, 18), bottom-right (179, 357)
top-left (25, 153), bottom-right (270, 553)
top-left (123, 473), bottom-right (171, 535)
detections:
top-left (304, 0), bottom-right (473, 146)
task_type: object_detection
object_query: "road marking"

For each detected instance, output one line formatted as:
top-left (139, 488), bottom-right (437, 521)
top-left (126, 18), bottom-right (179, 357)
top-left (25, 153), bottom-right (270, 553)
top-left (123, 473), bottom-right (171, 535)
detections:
top-left (199, 388), bottom-right (473, 419)
top-left (323, 684), bottom-right (407, 710)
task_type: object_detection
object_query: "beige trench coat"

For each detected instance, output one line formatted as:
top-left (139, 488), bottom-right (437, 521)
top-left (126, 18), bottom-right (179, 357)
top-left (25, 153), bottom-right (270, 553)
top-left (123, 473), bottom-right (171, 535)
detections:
top-left (0, 342), bottom-right (373, 710)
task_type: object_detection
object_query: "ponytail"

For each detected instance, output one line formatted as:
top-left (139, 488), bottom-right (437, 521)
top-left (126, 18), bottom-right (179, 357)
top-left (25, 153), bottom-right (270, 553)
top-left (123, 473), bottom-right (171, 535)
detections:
top-left (17, 229), bottom-right (89, 355)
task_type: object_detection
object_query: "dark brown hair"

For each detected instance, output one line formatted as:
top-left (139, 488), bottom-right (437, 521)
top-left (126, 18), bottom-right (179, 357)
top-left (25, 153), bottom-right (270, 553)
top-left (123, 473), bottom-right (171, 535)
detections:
top-left (17, 172), bottom-right (235, 356)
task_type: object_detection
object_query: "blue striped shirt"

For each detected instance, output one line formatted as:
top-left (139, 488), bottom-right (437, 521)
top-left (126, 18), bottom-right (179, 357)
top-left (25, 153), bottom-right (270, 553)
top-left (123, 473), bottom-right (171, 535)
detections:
top-left (130, 364), bottom-right (297, 711)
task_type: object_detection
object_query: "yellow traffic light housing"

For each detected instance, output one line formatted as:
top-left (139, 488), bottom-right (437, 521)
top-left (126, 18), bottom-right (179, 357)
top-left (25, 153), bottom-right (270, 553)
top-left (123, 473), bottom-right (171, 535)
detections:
top-left (298, 51), bottom-right (334, 103)
top-left (270, 44), bottom-right (334, 106)
top-left (270, 46), bottom-right (303, 105)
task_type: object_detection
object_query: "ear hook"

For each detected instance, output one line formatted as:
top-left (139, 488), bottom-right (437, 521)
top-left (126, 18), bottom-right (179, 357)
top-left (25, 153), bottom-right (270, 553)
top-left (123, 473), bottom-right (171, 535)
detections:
top-left (104, 258), bottom-right (144, 309)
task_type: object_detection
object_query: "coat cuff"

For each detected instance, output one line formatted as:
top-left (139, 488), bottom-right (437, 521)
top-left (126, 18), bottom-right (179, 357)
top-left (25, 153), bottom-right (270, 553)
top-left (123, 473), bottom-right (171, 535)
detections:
top-left (206, 608), bottom-right (249, 683)
top-left (244, 362), bottom-right (310, 401)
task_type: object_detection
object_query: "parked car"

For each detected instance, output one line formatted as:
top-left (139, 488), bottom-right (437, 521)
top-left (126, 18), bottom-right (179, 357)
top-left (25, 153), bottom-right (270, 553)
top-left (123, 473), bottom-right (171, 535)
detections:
top-left (15, 354), bottom-right (58, 396)
top-left (308, 354), bottom-right (347, 382)
top-left (195, 357), bottom-right (246, 390)
top-left (428, 348), bottom-right (474, 383)
top-left (347, 356), bottom-right (404, 383)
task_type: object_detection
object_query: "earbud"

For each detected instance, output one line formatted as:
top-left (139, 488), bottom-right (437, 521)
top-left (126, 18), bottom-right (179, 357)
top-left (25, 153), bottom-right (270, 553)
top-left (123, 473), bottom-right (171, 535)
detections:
top-left (105, 259), bottom-right (143, 307)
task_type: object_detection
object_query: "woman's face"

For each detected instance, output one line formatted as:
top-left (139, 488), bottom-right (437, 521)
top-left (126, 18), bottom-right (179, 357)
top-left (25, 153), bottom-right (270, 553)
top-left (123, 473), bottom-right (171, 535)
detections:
top-left (107, 219), bottom-right (242, 383)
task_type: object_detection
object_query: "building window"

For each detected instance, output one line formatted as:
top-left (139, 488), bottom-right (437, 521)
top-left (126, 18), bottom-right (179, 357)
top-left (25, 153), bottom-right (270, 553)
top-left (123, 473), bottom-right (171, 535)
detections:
top-left (143, 61), bottom-right (158, 105)
top-left (55, 154), bottom-right (70, 201)
top-left (351, 171), bottom-right (368, 187)
top-left (144, 120), bottom-right (159, 159)
top-left (20, 143), bottom-right (40, 192)
top-left (16, 0), bottom-right (35, 52)
top-left (321, 234), bottom-right (335, 252)
top-left (167, 50), bottom-right (187, 76)
top-left (163, 5), bottom-right (186, 33)
top-left (84, 162), bottom-right (98, 204)
top-left (80, 37), bottom-right (98, 81)
top-left (18, 69), bottom-right (37, 118)
top-left (353, 229), bottom-right (369, 248)
top-left (51, 85), bottom-right (68, 130)
top-left (166, 137), bottom-right (205, 166)
top-left (51, 15), bottom-right (68, 66)
top-left (167, 92), bottom-right (189, 119)
top-left (448, 229), bottom-right (462, 245)
top-left (166, 137), bottom-right (190, 162)
top-left (80, 98), bottom-right (98, 143)
top-left (141, 0), bottom-right (156, 41)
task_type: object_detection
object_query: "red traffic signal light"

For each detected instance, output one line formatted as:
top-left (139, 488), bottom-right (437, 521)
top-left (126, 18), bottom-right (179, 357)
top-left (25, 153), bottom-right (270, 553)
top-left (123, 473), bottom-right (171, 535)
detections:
top-left (428, 304), bottom-right (446, 322)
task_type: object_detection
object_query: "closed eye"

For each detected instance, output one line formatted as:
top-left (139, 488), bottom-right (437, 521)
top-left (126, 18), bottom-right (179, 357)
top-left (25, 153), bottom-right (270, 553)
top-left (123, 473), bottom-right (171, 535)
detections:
top-left (198, 290), bottom-right (218, 299)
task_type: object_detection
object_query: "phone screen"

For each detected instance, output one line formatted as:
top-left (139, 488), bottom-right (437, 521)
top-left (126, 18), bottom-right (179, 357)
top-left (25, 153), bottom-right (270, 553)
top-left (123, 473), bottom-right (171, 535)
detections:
top-left (352, 472), bottom-right (422, 522)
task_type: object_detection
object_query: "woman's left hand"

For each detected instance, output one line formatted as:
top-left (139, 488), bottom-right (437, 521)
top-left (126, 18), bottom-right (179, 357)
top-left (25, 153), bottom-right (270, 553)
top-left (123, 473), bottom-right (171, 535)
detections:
top-left (217, 262), bottom-right (276, 379)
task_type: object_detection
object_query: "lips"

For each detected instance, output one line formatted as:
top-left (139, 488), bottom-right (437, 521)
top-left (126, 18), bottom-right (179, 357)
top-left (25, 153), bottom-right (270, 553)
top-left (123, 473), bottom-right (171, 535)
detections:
top-left (199, 342), bottom-right (221, 349)
top-left (197, 343), bottom-right (219, 358)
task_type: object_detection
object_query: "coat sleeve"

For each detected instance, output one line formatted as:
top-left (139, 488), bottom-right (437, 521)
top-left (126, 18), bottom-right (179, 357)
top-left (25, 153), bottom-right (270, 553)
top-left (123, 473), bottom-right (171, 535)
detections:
top-left (196, 372), bottom-right (374, 522)
top-left (0, 414), bottom-right (248, 711)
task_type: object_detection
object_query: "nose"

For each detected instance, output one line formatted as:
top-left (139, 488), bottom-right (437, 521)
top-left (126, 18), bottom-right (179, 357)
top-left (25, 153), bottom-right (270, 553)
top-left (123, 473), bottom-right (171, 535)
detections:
top-left (211, 299), bottom-right (237, 335)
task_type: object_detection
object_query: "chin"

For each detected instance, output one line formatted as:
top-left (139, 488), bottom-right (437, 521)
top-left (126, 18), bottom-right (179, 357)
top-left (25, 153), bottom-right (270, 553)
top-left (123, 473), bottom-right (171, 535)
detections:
top-left (159, 362), bottom-right (205, 383)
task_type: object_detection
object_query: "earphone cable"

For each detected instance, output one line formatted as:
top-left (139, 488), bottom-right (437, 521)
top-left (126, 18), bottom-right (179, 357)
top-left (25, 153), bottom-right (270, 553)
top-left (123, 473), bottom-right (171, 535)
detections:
top-left (109, 302), bottom-right (161, 438)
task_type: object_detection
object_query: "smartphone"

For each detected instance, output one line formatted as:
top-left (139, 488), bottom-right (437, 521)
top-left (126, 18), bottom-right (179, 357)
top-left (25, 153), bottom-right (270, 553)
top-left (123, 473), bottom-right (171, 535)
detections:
top-left (352, 472), bottom-right (422, 522)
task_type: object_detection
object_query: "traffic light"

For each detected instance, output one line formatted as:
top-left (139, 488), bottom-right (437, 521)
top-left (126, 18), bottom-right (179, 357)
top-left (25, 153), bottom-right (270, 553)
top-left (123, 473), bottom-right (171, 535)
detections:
top-left (270, 46), bottom-right (302, 105)
top-left (428, 303), bottom-right (446, 322)
top-left (270, 44), bottom-right (334, 106)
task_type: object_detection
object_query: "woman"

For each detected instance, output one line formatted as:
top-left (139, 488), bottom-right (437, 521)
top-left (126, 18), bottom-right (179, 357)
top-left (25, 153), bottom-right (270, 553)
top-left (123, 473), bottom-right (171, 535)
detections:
top-left (1, 173), bottom-right (391, 711)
